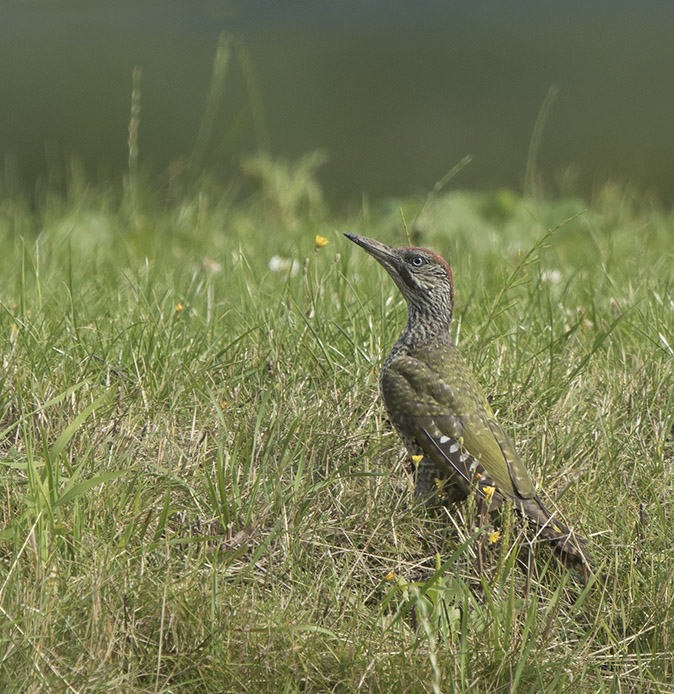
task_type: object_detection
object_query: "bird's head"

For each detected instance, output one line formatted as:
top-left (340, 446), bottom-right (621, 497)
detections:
top-left (344, 233), bottom-right (454, 326)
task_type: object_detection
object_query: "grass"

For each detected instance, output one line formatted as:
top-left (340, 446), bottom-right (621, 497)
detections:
top-left (0, 169), bottom-right (673, 692)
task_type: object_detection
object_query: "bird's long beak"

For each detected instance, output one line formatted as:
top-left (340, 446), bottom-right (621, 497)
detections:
top-left (343, 233), bottom-right (399, 271)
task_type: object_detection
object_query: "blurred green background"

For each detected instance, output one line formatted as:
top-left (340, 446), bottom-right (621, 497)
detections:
top-left (2, 0), bottom-right (673, 204)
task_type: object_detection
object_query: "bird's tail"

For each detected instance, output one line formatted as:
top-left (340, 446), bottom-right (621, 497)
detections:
top-left (513, 494), bottom-right (594, 578)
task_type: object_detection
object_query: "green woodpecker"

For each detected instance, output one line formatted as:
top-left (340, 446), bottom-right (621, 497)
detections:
top-left (345, 232), bottom-right (592, 573)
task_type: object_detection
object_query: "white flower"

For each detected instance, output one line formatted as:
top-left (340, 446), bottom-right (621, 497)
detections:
top-left (541, 269), bottom-right (562, 284)
top-left (268, 255), bottom-right (300, 276)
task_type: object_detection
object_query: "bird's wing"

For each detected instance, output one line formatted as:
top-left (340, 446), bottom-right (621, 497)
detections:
top-left (382, 350), bottom-right (537, 500)
top-left (482, 417), bottom-right (537, 499)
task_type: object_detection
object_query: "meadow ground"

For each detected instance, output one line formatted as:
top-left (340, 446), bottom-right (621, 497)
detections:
top-left (1, 175), bottom-right (673, 692)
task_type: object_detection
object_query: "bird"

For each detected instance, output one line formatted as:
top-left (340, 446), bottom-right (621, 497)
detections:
top-left (344, 232), bottom-right (593, 575)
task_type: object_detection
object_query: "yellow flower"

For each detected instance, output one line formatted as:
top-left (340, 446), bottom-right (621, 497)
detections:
top-left (384, 571), bottom-right (395, 581)
top-left (489, 530), bottom-right (501, 544)
top-left (315, 235), bottom-right (329, 250)
top-left (175, 303), bottom-right (184, 313)
top-left (482, 485), bottom-right (495, 502)
top-left (411, 454), bottom-right (424, 466)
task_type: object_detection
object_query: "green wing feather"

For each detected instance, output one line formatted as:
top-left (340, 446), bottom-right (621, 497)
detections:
top-left (381, 342), bottom-right (537, 500)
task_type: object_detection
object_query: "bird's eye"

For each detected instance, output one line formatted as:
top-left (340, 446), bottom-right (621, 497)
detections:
top-left (411, 256), bottom-right (425, 267)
